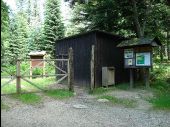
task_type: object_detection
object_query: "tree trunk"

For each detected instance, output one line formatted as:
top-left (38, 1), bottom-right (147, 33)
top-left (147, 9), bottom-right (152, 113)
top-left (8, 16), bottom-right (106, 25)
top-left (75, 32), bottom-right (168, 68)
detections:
top-left (131, 0), bottom-right (143, 37)
top-left (167, 31), bottom-right (170, 60)
top-left (160, 46), bottom-right (164, 61)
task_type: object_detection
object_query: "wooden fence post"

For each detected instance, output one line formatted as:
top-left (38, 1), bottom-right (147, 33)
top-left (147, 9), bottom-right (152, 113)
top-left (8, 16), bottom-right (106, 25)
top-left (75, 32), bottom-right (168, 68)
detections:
top-left (30, 60), bottom-right (32, 79)
top-left (90, 45), bottom-right (95, 91)
top-left (16, 59), bottom-right (21, 94)
top-left (43, 60), bottom-right (46, 78)
top-left (68, 48), bottom-right (74, 92)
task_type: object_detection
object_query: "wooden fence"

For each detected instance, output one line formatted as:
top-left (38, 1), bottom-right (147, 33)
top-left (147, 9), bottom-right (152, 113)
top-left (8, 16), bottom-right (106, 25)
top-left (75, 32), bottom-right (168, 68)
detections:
top-left (1, 48), bottom-right (74, 95)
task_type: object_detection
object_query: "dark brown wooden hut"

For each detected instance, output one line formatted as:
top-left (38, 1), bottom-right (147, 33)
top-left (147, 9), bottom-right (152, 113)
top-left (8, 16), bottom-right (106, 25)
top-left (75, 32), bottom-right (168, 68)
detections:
top-left (55, 30), bottom-right (129, 88)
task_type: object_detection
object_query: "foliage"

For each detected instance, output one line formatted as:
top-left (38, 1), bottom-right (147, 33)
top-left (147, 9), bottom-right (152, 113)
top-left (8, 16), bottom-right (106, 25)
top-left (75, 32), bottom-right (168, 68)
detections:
top-left (1, 0), bottom-right (9, 59)
top-left (98, 95), bottom-right (137, 108)
top-left (71, 0), bottom-right (169, 38)
top-left (43, 0), bottom-right (65, 57)
top-left (32, 68), bottom-right (43, 75)
top-left (27, 26), bottom-right (44, 51)
top-left (12, 93), bottom-right (42, 105)
top-left (7, 13), bottom-right (29, 61)
top-left (45, 89), bottom-right (74, 99)
top-left (150, 62), bottom-right (170, 81)
top-left (148, 94), bottom-right (170, 110)
top-left (151, 80), bottom-right (170, 94)
top-left (149, 62), bottom-right (170, 109)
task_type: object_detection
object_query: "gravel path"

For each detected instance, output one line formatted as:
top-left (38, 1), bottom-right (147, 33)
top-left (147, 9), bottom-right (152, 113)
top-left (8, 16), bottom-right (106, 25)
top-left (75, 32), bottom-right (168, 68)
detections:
top-left (1, 88), bottom-right (170, 127)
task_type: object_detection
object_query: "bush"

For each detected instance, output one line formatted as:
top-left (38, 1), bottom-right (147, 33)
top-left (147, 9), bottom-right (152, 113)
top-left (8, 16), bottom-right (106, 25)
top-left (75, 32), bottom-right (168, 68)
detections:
top-left (149, 94), bottom-right (170, 109)
top-left (1, 65), bottom-right (16, 76)
top-left (20, 62), bottom-right (30, 72)
top-left (32, 68), bottom-right (43, 75)
top-left (151, 80), bottom-right (170, 94)
top-left (150, 63), bottom-right (167, 81)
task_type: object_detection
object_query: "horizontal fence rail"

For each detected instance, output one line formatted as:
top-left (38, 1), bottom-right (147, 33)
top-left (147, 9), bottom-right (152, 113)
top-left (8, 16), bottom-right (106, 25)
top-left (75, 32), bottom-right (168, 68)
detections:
top-left (1, 48), bottom-right (74, 95)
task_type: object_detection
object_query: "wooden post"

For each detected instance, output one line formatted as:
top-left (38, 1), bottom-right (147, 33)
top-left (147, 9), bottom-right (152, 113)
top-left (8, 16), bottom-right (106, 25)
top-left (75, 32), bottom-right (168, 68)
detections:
top-left (90, 45), bottom-right (95, 91)
top-left (130, 69), bottom-right (134, 89)
top-left (68, 48), bottom-right (74, 92)
top-left (30, 60), bottom-right (32, 79)
top-left (144, 68), bottom-right (150, 88)
top-left (43, 59), bottom-right (45, 78)
top-left (16, 59), bottom-right (21, 94)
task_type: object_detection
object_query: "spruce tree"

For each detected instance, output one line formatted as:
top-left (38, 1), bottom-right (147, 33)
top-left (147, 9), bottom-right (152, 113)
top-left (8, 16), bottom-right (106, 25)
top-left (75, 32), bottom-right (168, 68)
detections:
top-left (43, 0), bottom-right (65, 58)
top-left (7, 13), bottom-right (29, 61)
top-left (1, 0), bottom-right (9, 59)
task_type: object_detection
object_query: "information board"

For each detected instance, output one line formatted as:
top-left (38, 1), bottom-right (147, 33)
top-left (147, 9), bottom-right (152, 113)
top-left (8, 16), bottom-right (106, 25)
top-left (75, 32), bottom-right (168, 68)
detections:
top-left (124, 49), bottom-right (134, 58)
top-left (136, 52), bottom-right (151, 66)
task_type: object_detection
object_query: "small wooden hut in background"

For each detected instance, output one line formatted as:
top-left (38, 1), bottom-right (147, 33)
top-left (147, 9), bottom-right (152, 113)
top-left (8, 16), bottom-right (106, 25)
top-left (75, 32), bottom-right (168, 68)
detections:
top-left (29, 51), bottom-right (46, 78)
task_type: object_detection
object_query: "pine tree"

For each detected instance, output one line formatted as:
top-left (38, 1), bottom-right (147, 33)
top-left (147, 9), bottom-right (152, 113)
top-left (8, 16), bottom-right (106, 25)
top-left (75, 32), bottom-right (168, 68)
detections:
top-left (1, 0), bottom-right (9, 59)
top-left (7, 12), bottom-right (29, 61)
top-left (43, 0), bottom-right (65, 58)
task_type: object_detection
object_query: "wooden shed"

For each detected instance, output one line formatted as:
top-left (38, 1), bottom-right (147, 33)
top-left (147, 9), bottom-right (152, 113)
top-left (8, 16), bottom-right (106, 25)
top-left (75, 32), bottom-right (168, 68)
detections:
top-left (55, 30), bottom-right (129, 88)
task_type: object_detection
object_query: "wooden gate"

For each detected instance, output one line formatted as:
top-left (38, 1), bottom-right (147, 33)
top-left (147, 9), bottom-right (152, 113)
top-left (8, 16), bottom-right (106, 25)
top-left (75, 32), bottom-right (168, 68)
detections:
top-left (1, 48), bottom-right (74, 95)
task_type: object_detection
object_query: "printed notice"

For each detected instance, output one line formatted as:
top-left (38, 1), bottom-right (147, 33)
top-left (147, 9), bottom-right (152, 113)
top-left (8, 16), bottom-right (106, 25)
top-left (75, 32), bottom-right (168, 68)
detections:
top-left (136, 52), bottom-right (151, 66)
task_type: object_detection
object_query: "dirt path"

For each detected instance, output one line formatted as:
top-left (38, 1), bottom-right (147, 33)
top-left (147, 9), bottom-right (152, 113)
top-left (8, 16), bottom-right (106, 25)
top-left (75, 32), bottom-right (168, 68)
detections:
top-left (1, 87), bottom-right (170, 127)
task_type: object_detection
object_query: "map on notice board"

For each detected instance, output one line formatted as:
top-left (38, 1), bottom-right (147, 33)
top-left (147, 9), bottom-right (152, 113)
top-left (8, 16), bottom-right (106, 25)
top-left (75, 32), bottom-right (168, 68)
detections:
top-left (136, 52), bottom-right (151, 66)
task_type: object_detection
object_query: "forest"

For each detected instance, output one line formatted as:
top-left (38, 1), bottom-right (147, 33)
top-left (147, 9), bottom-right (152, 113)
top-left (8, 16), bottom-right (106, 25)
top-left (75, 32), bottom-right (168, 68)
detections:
top-left (1, 0), bottom-right (170, 60)
top-left (1, 0), bottom-right (170, 113)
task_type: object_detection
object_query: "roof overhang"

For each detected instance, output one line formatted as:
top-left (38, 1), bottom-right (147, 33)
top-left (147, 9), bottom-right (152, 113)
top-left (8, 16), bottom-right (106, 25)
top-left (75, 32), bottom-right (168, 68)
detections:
top-left (29, 51), bottom-right (46, 56)
top-left (117, 37), bottom-right (162, 48)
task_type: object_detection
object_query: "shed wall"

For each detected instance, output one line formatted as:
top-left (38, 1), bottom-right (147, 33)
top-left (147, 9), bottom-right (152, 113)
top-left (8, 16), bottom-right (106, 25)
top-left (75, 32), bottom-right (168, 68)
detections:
top-left (55, 33), bottom-right (95, 87)
top-left (95, 33), bottom-right (129, 87)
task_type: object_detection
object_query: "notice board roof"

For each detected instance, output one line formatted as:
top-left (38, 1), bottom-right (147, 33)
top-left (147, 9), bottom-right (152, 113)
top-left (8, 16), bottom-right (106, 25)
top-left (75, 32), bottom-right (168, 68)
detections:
top-left (117, 37), bottom-right (162, 48)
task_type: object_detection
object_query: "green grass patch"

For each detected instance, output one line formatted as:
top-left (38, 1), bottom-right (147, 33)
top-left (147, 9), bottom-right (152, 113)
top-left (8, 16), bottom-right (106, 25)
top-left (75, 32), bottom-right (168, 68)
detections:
top-left (45, 89), bottom-right (74, 99)
top-left (1, 81), bottom-right (16, 94)
top-left (1, 102), bottom-right (10, 110)
top-left (98, 95), bottom-right (137, 108)
top-left (148, 94), bottom-right (170, 110)
top-left (115, 83), bottom-right (130, 90)
top-left (12, 93), bottom-right (42, 105)
top-left (1, 77), bottom-right (56, 94)
top-left (150, 80), bottom-right (170, 94)
top-left (90, 87), bottom-right (115, 95)
top-left (147, 79), bottom-right (170, 110)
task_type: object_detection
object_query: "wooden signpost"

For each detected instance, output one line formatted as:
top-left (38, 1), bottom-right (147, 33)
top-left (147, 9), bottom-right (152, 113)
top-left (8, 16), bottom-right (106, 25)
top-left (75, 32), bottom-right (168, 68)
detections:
top-left (117, 37), bottom-right (162, 88)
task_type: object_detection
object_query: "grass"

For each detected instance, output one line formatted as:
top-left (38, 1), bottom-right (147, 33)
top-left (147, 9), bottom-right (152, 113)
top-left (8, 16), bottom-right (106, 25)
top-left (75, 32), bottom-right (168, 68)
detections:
top-left (98, 95), bottom-right (137, 108)
top-left (148, 79), bottom-right (170, 110)
top-left (1, 77), bottom-right (56, 94)
top-left (45, 89), bottom-right (74, 99)
top-left (1, 102), bottom-right (10, 110)
top-left (115, 83), bottom-right (130, 90)
top-left (148, 94), bottom-right (170, 110)
top-left (12, 93), bottom-right (42, 105)
top-left (90, 86), bottom-right (115, 95)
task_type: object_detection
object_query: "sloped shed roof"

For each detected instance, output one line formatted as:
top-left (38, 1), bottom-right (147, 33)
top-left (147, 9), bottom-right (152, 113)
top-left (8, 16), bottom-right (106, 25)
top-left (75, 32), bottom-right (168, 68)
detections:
top-left (56, 30), bottom-right (125, 42)
top-left (117, 37), bottom-right (162, 48)
top-left (29, 51), bottom-right (46, 56)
